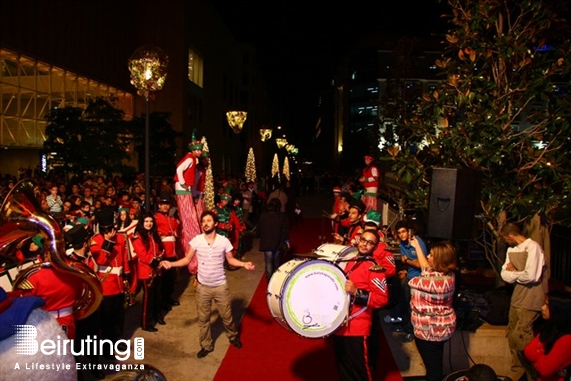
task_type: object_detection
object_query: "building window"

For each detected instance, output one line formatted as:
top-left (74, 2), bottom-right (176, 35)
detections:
top-left (188, 47), bottom-right (204, 88)
top-left (0, 48), bottom-right (132, 149)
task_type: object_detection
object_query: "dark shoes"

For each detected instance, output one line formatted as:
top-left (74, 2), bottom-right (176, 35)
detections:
top-left (156, 318), bottom-right (166, 325)
top-left (197, 348), bottom-right (212, 358)
top-left (230, 337), bottom-right (242, 349)
top-left (162, 304), bottom-right (172, 311)
top-left (142, 326), bottom-right (158, 332)
top-left (170, 300), bottom-right (180, 306)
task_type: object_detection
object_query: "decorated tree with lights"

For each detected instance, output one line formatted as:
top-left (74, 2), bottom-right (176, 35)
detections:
top-left (245, 147), bottom-right (257, 182)
top-left (271, 153), bottom-right (280, 182)
top-left (202, 137), bottom-right (215, 211)
top-left (382, 0), bottom-right (571, 274)
top-left (282, 156), bottom-right (291, 181)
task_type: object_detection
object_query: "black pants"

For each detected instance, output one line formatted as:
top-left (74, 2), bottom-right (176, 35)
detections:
top-left (333, 335), bottom-right (374, 381)
top-left (160, 262), bottom-right (177, 304)
top-left (415, 336), bottom-right (446, 381)
top-left (99, 293), bottom-right (125, 342)
top-left (140, 276), bottom-right (161, 329)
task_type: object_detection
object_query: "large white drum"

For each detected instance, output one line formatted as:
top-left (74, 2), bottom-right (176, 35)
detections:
top-left (312, 243), bottom-right (356, 261)
top-left (267, 258), bottom-right (349, 338)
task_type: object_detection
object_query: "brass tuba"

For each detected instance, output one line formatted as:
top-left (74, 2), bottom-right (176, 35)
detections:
top-left (0, 179), bottom-right (103, 320)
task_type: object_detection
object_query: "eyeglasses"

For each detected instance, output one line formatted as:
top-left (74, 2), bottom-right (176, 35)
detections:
top-left (360, 239), bottom-right (377, 246)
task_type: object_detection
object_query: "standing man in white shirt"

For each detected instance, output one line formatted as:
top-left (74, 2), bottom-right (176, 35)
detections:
top-left (159, 210), bottom-right (255, 358)
top-left (500, 222), bottom-right (547, 381)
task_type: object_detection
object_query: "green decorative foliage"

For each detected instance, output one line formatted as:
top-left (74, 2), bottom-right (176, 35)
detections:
top-left (381, 0), bottom-right (571, 271)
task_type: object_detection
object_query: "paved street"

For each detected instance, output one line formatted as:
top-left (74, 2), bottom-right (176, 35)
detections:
top-left (88, 193), bottom-right (333, 381)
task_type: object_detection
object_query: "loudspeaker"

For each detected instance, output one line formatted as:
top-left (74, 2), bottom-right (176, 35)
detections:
top-left (427, 168), bottom-right (480, 240)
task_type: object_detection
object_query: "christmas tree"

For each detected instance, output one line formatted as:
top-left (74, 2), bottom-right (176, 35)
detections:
top-left (271, 153), bottom-right (280, 181)
top-left (245, 147), bottom-right (257, 182)
top-left (282, 156), bottom-right (290, 181)
top-left (201, 137), bottom-right (215, 210)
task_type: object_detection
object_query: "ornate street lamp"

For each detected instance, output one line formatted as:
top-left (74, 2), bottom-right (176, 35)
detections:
top-left (128, 45), bottom-right (168, 211)
top-left (275, 138), bottom-right (287, 149)
top-left (226, 111), bottom-right (247, 133)
top-left (259, 128), bottom-right (273, 142)
top-left (285, 144), bottom-right (295, 154)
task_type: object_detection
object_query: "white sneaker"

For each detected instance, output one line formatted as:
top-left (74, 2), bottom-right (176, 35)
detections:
top-left (383, 315), bottom-right (403, 324)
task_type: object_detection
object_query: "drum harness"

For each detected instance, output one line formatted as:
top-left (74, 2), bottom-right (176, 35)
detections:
top-left (341, 255), bottom-right (377, 325)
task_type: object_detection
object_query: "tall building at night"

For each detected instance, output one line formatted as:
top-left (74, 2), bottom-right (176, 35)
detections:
top-left (0, 0), bottom-right (273, 178)
top-left (329, 37), bottom-right (442, 175)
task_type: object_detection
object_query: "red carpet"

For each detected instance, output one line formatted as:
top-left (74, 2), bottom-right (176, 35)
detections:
top-left (214, 218), bottom-right (402, 381)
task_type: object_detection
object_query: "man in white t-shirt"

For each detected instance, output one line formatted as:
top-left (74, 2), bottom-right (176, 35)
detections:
top-left (500, 222), bottom-right (547, 381)
top-left (159, 210), bottom-right (255, 359)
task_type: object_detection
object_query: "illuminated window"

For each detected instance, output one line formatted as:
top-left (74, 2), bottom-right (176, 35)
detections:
top-left (0, 48), bottom-right (133, 148)
top-left (188, 47), bottom-right (204, 87)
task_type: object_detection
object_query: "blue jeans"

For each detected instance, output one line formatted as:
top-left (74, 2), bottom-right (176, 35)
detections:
top-left (264, 250), bottom-right (281, 281)
top-left (390, 276), bottom-right (413, 334)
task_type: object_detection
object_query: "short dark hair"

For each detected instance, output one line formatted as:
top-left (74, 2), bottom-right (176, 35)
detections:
top-left (360, 229), bottom-right (380, 244)
top-left (465, 364), bottom-right (497, 381)
top-left (363, 221), bottom-right (379, 231)
top-left (500, 222), bottom-right (522, 236)
top-left (200, 210), bottom-right (218, 223)
top-left (267, 197), bottom-right (281, 212)
top-left (395, 220), bottom-right (409, 231)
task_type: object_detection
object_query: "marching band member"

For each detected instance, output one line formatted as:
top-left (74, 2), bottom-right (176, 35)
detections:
top-left (333, 229), bottom-right (389, 381)
top-left (132, 212), bottom-right (165, 332)
top-left (154, 192), bottom-right (181, 309)
top-left (90, 208), bottom-right (130, 351)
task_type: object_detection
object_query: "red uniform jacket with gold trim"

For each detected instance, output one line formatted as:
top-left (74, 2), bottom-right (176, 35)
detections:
top-left (90, 233), bottom-right (129, 296)
top-left (335, 257), bottom-right (389, 337)
top-left (154, 212), bottom-right (179, 259)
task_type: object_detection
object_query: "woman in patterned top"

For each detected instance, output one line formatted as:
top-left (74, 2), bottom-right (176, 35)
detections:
top-left (408, 239), bottom-right (458, 381)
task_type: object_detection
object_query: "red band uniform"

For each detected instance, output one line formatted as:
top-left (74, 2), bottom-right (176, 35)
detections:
top-left (154, 193), bottom-right (181, 308)
top-left (90, 208), bottom-right (130, 345)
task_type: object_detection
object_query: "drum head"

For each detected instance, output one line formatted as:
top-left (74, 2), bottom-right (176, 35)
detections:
top-left (313, 243), bottom-right (351, 260)
top-left (280, 259), bottom-right (349, 338)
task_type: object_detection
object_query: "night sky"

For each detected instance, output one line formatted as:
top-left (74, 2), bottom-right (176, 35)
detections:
top-left (211, 1), bottom-right (449, 149)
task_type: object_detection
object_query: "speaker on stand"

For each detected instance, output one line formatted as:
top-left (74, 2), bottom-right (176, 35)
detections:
top-left (427, 168), bottom-right (480, 240)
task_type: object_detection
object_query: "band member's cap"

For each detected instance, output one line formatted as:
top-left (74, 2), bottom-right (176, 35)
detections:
top-left (333, 186), bottom-right (341, 193)
top-left (364, 155), bottom-right (374, 160)
top-left (159, 192), bottom-right (173, 204)
top-left (221, 193), bottom-right (232, 202)
top-left (95, 208), bottom-right (115, 229)
top-left (348, 198), bottom-right (366, 213)
top-left (65, 225), bottom-right (90, 246)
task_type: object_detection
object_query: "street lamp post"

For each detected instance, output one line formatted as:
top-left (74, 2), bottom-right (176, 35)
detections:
top-left (226, 111), bottom-right (248, 134)
top-left (128, 45), bottom-right (168, 212)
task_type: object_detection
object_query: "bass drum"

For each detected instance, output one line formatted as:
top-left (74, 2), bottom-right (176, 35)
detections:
top-left (312, 243), bottom-right (357, 261)
top-left (267, 258), bottom-right (349, 338)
